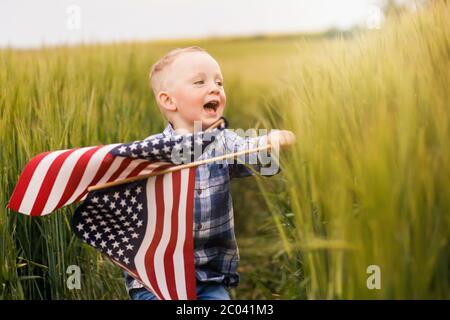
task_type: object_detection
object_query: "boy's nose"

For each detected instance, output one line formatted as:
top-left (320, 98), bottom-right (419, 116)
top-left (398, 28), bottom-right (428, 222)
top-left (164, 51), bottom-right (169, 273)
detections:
top-left (209, 83), bottom-right (221, 94)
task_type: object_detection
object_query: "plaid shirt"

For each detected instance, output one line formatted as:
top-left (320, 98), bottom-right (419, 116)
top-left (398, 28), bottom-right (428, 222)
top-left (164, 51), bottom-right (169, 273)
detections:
top-left (124, 122), bottom-right (280, 293)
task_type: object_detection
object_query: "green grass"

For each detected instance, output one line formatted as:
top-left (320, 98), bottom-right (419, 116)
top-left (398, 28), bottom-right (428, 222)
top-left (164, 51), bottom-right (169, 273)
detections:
top-left (259, 2), bottom-right (449, 299)
top-left (1, 2), bottom-right (449, 299)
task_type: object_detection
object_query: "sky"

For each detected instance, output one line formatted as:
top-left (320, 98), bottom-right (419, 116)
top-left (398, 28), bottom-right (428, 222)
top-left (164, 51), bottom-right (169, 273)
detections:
top-left (0, 0), bottom-right (387, 48)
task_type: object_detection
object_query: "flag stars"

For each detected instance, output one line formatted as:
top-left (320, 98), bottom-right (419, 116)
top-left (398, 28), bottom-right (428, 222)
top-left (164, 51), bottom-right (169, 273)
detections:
top-left (184, 140), bottom-right (192, 148)
top-left (73, 139), bottom-right (203, 272)
top-left (118, 146), bottom-right (127, 154)
top-left (81, 211), bottom-right (89, 216)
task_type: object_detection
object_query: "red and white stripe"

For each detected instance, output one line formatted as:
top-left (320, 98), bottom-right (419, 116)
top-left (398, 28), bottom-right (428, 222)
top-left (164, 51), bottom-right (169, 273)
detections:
top-left (133, 167), bottom-right (196, 300)
top-left (8, 145), bottom-right (170, 216)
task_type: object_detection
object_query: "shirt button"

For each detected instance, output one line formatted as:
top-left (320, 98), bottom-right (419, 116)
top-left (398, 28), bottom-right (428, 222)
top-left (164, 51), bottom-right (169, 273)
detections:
top-left (197, 189), bottom-right (202, 195)
top-left (198, 223), bottom-right (202, 230)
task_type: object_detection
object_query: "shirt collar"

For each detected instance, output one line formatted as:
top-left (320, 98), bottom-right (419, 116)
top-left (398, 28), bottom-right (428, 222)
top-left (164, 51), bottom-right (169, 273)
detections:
top-left (162, 122), bottom-right (175, 137)
top-left (162, 117), bottom-right (228, 137)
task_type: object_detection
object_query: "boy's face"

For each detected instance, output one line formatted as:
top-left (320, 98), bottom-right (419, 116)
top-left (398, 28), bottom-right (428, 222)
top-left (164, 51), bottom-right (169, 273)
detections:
top-left (165, 52), bottom-right (226, 131)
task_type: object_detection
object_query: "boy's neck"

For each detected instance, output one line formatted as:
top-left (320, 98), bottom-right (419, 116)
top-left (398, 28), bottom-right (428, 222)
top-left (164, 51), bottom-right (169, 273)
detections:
top-left (171, 119), bottom-right (207, 134)
top-left (172, 123), bottom-right (194, 134)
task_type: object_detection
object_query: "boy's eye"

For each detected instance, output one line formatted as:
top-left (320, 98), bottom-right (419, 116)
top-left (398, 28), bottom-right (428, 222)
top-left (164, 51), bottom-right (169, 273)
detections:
top-left (194, 80), bottom-right (204, 85)
top-left (216, 81), bottom-right (223, 86)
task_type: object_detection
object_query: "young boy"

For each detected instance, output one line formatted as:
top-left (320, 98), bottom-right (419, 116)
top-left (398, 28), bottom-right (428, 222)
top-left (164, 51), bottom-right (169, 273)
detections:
top-left (125, 46), bottom-right (295, 300)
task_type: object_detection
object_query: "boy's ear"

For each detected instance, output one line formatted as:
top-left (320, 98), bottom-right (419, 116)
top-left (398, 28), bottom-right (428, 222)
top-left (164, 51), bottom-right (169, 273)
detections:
top-left (157, 91), bottom-right (177, 112)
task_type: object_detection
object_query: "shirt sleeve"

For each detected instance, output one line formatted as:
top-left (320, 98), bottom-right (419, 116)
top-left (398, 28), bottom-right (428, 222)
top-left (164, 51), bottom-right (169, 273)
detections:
top-left (221, 129), bottom-right (282, 178)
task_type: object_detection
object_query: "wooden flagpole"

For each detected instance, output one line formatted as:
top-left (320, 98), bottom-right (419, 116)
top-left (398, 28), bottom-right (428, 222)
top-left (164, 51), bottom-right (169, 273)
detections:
top-left (87, 117), bottom-right (277, 192)
top-left (88, 143), bottom-right (273, 192)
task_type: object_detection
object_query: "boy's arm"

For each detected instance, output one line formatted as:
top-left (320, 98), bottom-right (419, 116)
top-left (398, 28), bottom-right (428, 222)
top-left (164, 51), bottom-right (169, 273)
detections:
top-left (223, 129), bottom-right (295, 178)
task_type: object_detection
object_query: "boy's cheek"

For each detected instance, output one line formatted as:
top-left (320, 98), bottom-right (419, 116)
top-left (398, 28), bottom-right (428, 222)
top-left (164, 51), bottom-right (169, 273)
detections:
top-left (217, 105), bottom-right (225, 116)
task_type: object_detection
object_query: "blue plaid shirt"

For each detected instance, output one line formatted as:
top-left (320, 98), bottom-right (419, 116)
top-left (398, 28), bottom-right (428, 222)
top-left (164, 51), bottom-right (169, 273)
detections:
top-left (124, 122), bottom-right (280, 292)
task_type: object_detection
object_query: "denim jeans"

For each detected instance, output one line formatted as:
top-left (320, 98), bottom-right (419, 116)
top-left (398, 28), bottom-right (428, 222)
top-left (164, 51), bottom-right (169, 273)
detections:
top-left (130, 281), bottom-right (231, 300)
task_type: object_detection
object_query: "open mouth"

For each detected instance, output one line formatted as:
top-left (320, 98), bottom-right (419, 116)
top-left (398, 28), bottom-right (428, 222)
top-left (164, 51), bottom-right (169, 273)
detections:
top-left (203, 100), bottom-right (219, 113)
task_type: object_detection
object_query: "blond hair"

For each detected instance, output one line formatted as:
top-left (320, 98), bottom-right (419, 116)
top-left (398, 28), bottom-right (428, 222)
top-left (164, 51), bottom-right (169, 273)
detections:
top-left (149, 46), bottom-right (207, 98)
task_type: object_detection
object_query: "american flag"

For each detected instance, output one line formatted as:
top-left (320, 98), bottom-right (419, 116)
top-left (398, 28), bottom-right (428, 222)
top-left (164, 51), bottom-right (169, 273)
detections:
top-left (7, 122), bottom-right (224, 216)
top-left (71, 167), bottom-right (197, 300)
top-left (7, 119), bottom-right (227, 300)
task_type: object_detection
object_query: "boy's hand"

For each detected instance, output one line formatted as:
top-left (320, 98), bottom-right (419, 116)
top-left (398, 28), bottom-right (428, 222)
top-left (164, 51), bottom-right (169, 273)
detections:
top-left (268, 130), bottom-right (296, 148)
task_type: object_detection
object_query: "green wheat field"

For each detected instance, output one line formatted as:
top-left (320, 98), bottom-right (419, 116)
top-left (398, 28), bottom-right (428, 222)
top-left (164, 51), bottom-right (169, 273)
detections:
top-left (0, 3), bottom-right (448, 299)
